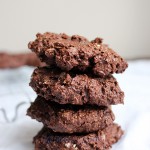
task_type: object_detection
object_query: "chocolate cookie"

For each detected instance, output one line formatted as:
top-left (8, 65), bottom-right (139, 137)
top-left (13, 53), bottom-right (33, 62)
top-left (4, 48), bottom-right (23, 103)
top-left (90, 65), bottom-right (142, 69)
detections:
top-left (30, 67), bottom-right (124, 106)
top-left (34, 123), bottom-right (123, 150)
top-left (27, 96), bottom-right (115, 133)
top-left (0, 52), bottom-right (44, 68)
top-left (28, 32), bottom-right (128, 77)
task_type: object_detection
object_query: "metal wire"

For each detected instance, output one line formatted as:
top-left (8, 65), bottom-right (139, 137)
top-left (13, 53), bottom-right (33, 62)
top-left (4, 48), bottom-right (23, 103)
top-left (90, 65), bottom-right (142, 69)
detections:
top-left (0, 67), bottom-right (35, 123)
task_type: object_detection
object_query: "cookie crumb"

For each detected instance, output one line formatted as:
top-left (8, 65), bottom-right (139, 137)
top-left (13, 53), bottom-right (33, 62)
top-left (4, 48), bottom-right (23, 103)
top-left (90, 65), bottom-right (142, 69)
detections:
top-left (65, 143), bottom-right (71, 148)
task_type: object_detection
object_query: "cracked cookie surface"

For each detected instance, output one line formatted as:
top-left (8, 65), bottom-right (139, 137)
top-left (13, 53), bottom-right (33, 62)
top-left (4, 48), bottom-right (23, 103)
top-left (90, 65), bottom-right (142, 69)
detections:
top-left (34, 123), bottom-right (123, 150)
top-left (30, 67), bottom-right (124, 106)
top-left (28, 32), bottom-right (128, 77)
top-left (27, 96), bottom-right (115, 133)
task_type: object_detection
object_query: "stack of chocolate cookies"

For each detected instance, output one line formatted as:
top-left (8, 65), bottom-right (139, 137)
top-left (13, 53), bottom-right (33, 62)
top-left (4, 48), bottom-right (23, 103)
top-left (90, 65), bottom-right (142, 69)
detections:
top-left (27, 32), bottom-right (128, 150)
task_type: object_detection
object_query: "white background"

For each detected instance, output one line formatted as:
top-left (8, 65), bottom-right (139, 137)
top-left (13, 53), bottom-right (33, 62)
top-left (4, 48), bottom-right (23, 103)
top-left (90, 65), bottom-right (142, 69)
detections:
top-left (0, 0), bottom-right (150, 59)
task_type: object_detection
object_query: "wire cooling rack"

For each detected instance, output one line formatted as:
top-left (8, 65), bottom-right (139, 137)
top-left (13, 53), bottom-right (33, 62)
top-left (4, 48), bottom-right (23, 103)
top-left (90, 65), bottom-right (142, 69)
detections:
top-left (0, 66), bottom-right (36, 123)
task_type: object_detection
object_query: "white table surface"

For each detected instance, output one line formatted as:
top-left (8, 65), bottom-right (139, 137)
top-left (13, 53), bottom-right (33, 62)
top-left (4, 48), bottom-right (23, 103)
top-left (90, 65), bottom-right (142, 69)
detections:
top-left (0, 60), bottom-right (150, 150)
